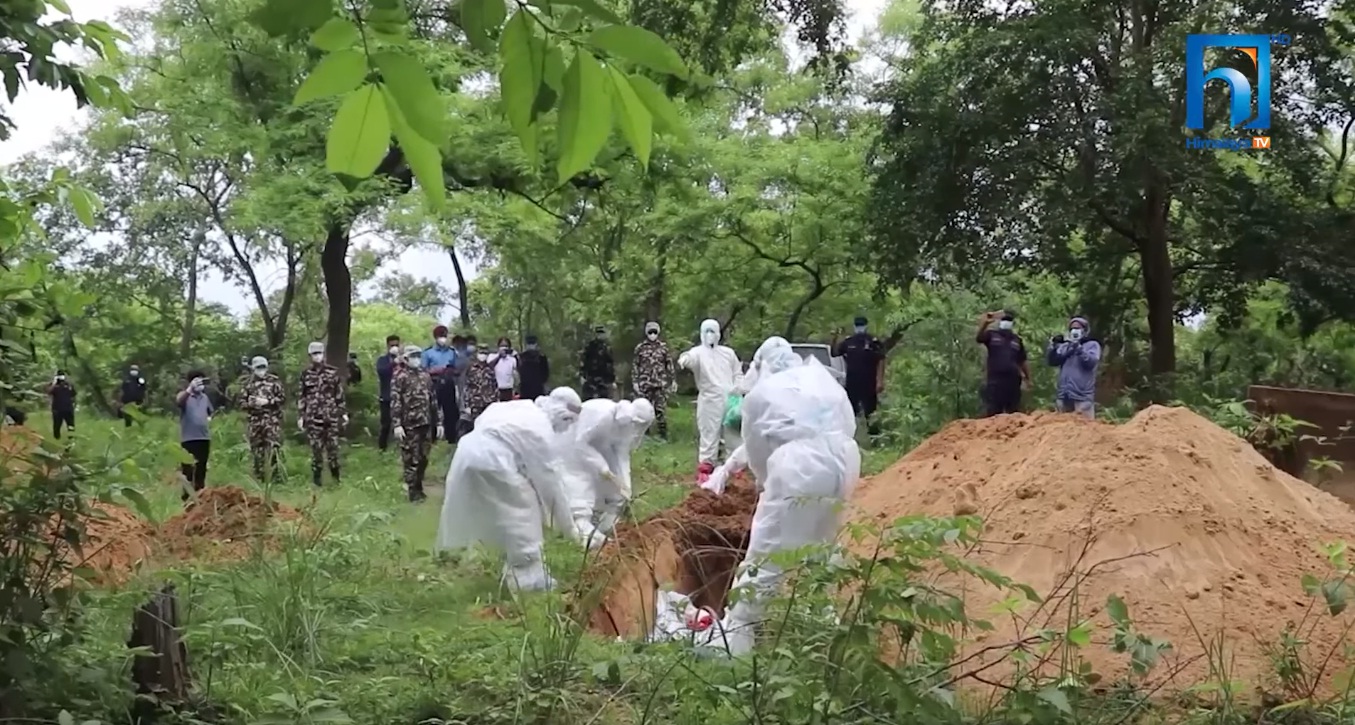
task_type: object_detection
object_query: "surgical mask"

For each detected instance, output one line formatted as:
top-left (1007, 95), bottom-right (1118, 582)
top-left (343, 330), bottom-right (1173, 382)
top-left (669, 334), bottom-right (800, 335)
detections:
top-left (466, 344), bottom-right (476, 354)
top-left (310, 353), bottom-right (324, 363)
top-left (252, 367), bottom-right (267, 378)
top-left (405, 356), bottom-right (422, 369)
top-left (646, 331), bottom-right (658, 340)
top-left (1069, 328), bottom-right (1084, 341)
top-left (499, 345), bottom-right (509, 352)
top-left (854, 325), bottom-right (866, 334)
top-left (596, 332), bottom-right (607, 340)
top-left (702, 333), bottom-right (717, 347)
top-left (436, 336), bottom-right (448, 347)
top-left (998, 320), bottom-right (1014, 331)
top-left (191, 380), bottom-right (204, 393)
top-left (388, 345), bottom-right (399, 355)
top-left (526, 343), bottom-right (538, 350)
top-left (129, 368), bottom-right (139, 376)
top-left (477, 352), bottom-right (488, 362)
top-left (55, 375), bottom-right (65, 382)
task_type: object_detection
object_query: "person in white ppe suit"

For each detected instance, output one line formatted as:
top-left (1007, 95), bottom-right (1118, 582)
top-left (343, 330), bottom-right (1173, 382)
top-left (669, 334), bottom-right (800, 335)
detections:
top-left (564, 398), bottom-right (655, 548)
top-left (677, 319), bottom-right (743, 484)
top-left (436, 386), bottom-right (583, 592)
top-left (700, 343), bottom-right (860, 655)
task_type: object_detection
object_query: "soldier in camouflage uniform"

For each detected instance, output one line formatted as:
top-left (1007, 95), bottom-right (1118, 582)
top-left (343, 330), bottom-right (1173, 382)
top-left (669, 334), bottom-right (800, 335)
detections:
top-left (459, 336), bottom-right (499, 436)
top-left (632, 321), bottom-right (676, 439)
top-left (579, 325), bottom-right (616, 400)
top-left (235, 355), bottom-right (286, 482)
top-left (391, 345), bottom-right (441, 503)
top-left (297, 341), bottom-right (347, 487)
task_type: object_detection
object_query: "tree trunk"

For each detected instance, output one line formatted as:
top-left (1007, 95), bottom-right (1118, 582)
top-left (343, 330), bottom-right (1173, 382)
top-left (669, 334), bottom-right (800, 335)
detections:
top-left (179, 230), bottom-right (203, 358)
top-left (643, 238), bottom-right (669, 323)
top-left (783, 274), bottom-right (826, 341)
top-left (322, 224), bottom-right (352, 379)
top-left (1139, 188), bottom-right (1176, 402)
top-left (270, 241), bottom-right (302, 351)
top-left (448, 246), bottom-right (470, 329)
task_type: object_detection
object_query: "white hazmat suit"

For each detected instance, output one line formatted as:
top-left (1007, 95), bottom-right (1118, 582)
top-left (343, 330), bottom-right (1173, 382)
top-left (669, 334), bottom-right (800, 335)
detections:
top-left (677, 319), bottom-right (743, 480)
top-left (563, 398), bottom-right (656, 548)
top-left (704, 346), bottom-right (860, 655)
top-left (436, 387), bottom-right (582, 592)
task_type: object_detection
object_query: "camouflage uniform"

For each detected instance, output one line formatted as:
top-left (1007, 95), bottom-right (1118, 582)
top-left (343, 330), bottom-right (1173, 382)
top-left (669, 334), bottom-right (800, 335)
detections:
top-left (632, 338), bottom-right (675, 438)
top-left (459, 359), bottom-right (498, 434)
top-left (580, 339), bottom-right (615, 400)
top-left (391, 365), bottom-right (439, 501)
top-left (299, 364), bottom-right (346, 485)
top-left (236, 373), bottom-right (285, 481)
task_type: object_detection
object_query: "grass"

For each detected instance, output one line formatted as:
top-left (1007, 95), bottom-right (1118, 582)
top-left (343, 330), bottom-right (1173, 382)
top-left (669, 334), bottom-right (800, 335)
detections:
top-left (18, 401), bottom-right (1355, 724)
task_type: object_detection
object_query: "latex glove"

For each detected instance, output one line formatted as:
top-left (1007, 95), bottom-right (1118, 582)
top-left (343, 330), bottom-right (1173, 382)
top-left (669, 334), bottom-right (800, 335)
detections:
top-left (702, 466), bottom-right (729, 495)
top-left (435, 425), bottom-right (444, 440)
top-left (297, 417), bottom-right (305, 431)
top-left (252, 396), bottom-right (268, 407)
top-left (342, 414), bottom-right (349, 425)
top-left (1022, 378), bottom-right (1033, 391)
top-left (394, 426), bottom-right (406, 441)
top-left (668, 381), bottom-right (677, 394)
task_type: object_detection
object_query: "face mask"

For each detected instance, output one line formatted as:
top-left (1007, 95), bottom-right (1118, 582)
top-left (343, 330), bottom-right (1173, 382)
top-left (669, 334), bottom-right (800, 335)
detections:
top-left (526, 343), bottom-right (537, 350)
top-left (1069, 328), bottom-right (1084, 341)
top-left (477, 352), bottom-right (488, 362)
top-left (129, 369), bottom-right (139, 376)
top-left (998, 320), bottom-right (1014, 331)
top-left (466, 344), bottom-right (476, 354)
top-left (436, 337), bottom-right (448, 347)
top-left (310, 353), bottom-right (324, 363)
top-left (388, 345), bottom-right (399, 355)
top-left (406, 356), bottom-right (422, 369)
top-left (646, 331), bottom-right (658, 340)
top-left (191, 381), bottom-right (204, 393)
top-left (702, 332), bottom-right (717, 347)
top-left (854, 325), bottom-right (866, 334)
top-left (499, 344), bottom-right (509, 352)
top-left (55, 375), bottom-right (65, 382)
top-left (252, 367), bottom-right (267, 378)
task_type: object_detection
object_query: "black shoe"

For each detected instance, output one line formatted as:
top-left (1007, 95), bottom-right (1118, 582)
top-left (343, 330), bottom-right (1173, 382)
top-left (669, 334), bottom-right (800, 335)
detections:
top-left (330, 469), bottom-right (341, 484)
top-left (408, 489), bottom-right (427, 503)
top-left (312, 471), bottom-right (322, 487)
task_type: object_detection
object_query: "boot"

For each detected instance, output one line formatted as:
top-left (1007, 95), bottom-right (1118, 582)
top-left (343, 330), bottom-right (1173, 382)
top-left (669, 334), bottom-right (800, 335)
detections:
top-left (696, 461), bottom-right (714, 485)
top-left (311, 469), bottom-right (322, 488)
top-left (330, 467), bottom-right (341, 484)
top-left (502, 556), bottom-right (556, 593)
top-left (408, 487), bottom-right (427, 503)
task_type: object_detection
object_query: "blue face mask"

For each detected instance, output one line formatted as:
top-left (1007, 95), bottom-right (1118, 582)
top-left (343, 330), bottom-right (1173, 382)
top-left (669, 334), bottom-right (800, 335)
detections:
top-left (854, 325), bottom-right (866, 334)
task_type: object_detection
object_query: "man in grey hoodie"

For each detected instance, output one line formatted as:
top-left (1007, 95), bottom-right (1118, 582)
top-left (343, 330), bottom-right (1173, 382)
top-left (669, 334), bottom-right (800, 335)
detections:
top-left (1045, 316), bottom-right (1101, 419)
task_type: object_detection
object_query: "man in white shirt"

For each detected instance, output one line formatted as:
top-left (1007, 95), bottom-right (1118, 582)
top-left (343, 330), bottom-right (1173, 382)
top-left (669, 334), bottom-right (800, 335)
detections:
top-left (487, 337), bottom-right (519, 401)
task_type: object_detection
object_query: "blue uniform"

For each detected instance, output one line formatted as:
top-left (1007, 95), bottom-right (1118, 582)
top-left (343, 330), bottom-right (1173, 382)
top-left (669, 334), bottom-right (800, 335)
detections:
top-left (421, 345), bottom-right (457, 372)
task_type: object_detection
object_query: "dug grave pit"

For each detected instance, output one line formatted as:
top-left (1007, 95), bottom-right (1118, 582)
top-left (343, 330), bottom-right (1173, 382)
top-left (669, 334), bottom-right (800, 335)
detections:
top-left (586, 482), bottom-right (758, 639)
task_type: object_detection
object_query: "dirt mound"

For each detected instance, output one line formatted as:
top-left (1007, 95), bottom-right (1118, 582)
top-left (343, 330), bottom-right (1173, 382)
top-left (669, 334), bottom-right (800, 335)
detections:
top-left (160, 486), bottom-right (302, 561)
top-left (587, 482), bottom-right (759, 638)
top-left (75, 503), bottom-right (157, 584)
top-left (849, 406), bottom-right (1355, 689)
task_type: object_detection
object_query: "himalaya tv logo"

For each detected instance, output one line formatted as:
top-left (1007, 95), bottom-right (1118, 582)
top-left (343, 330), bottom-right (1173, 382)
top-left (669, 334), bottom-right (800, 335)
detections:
top-left (1184, 33), bottom-right (1290, 150)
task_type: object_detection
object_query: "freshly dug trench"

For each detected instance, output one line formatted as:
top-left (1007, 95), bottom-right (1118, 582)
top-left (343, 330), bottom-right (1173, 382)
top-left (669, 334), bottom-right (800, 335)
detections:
top-left (586, 484), bottom-right (757, 638)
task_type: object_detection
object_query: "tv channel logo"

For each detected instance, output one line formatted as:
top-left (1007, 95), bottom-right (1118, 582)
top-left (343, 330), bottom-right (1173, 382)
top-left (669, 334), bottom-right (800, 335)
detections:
top-left (1184, 33), bottom-right (1290, 150)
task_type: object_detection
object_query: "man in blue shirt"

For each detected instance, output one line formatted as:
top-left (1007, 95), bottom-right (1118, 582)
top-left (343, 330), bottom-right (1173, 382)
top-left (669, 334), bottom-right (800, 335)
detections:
top-left (421, 325), bottom-right (459, 443)
top-left (375, 334), bottom-right (401, 451)
top-left (1045, 315), bottom-right (1101, 419)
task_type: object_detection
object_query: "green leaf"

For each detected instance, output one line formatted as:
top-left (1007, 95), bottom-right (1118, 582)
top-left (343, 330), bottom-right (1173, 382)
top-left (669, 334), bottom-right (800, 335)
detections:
top-left (1106, 594), bottom-right (1129, 624)
top-left (48, 0), bottom-right (72, 13)
top-left (382, 87), bottom-right (446, 209)
top-left (295, 0), bottom-right (336, 30)
top-left (119, 487), bottom-right (154, 519)
top-left (1066, 621), bottom-right (1092, 647)
top-left (541, 45), bottom-right (566, 91)
top-left (58, 711), bottom-right (75, 725)
top-left (556, 50), bottom-right (611, 183)
top-left (498, 11), bottom-right (541, 165)
top-left (1037, 687), bottom-right (1072, 714)
top-left (626, 74), bottom-right (687, 140)
top-left (310, 17), bottom-right (360, 51)
top-left (372, 52), bottom-right (445, 143)
top-left (294, 49), bottom-right (367, 105)
top-left (1322, 579), bottom-right (1348, 616)
top-left (67, 186), bottom-right (98, 227)
top-left (534, 0), bottom-right (622, 25)
top-left (326, 84), bottom-right (392, 177)
top-left (607, 67), bottom-right (650, 167)
top-left (587, 25), bottom-right (687, 77)
top-left (462, 0), bottom-right (506, 53)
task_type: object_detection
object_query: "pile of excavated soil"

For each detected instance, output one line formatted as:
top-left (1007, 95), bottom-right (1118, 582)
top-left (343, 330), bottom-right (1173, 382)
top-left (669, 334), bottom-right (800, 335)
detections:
top-left (587, 483), bottom-right (758, 638)
top-left (849, 406), bottom-right (1355, 690)
top-left (160, 486), bottom-right (302, 561)
top-left (74, 502), bottom-right (158, 584)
